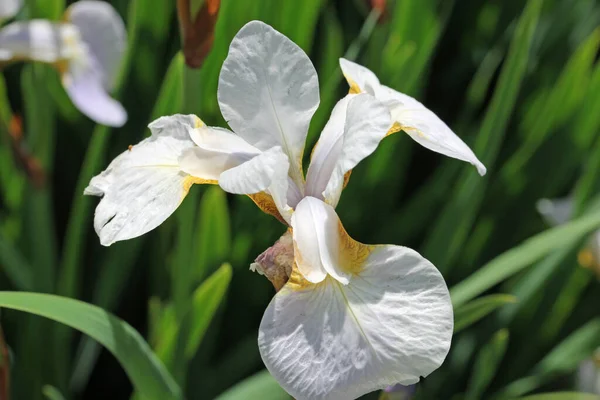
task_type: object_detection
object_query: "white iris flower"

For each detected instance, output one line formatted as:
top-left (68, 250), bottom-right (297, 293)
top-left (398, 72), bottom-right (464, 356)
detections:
top-left (85, 20), bottom-right (478, 400)
top-left (339, 58), bottom-right (486, 176)
top-left (0, 0), bottom-right (127, 127)
top-left (0, 0), bottom-right (21, 21)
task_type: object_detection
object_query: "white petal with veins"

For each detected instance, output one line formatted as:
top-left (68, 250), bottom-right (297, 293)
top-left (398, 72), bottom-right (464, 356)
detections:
top-left (85, 115), bottom-right (202, 245)
top-left (218, 20), bottom-right (319, 190)
top-left (259, 198), bottom-right (453, 400)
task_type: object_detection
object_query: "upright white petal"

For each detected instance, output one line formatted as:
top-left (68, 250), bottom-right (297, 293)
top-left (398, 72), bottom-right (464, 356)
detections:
top-left (291, 196), bottom-right (350, 284)
top-left (304, 95), bottom-right (351, 201)
top-left (306, 94), bottom-right (390, 207)
top-left (219, 146), bottom-right (293, 223)
top-left (0, 0), bottom-right (22, 21)
top-left (65, 0), bottom-right (126, 91)
top-left (0, 20), bottom-right (76, 62)
top-left (339, 58), bottom-right (486, 176)
top-left (85, 115), bottom-right (205, 246)
top-left (218, 20), bottom-right (320, 189)
top-left (259, 197), bottom-right (453, 400)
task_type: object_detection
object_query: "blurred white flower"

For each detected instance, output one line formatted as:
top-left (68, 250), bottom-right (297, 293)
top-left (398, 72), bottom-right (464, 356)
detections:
top-left (537, 197), bottom-right (600, 277)
top-left (0, 0), bottom-right (127, 126)
top-left (0, 0), bottom-right (22, 21)
top-left (86, 20), bottom-right (458, 399)
top-left (339, 58), bottom-right (486, 176)
top-left (577, 349), bottom-right (600, 395)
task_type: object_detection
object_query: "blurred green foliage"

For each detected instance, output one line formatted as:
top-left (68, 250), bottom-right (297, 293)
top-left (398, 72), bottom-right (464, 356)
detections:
top-left (1, 0), bottom-right (600, 399)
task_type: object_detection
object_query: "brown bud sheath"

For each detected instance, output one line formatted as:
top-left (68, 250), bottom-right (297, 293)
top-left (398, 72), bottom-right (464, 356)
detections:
top-left (177, 0), bottom-right (221, 68)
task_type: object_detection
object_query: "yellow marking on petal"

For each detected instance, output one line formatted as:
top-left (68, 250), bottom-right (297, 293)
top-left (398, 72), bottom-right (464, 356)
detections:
top-left (193, 116), bottom-right (205, 128)
top-left (385, 121), bottom-right (403, 137)
top-left (348, 81), bottom-right (361, 94)
top-left (343, 74), bottom-right (362, 94)
top-left (386, 122), bottom-right (428, 141)
top-left (247, 192), bottom-right (286, 224)
top-left (286, 264), bottom-right (314, 291)
top-left (182, 175), bottom-right (217, 200)
top-left (338, 220), bottom-right (373, 275)
top-left (342, 169), bottom-right (352, 189)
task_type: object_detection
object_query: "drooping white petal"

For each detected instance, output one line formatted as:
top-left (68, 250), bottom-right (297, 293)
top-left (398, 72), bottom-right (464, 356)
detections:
top-left (536, 197), bottom-right (574, 226)
top-left (259, 199), bottom-right (453, 400)
top-left (65, 0), bottom-right (126, 91)
top-left (306, 94), bottom-right (390, 207)
top-left (339, 57), bottom-right (381, 96)
top-left (219, 146), bottom-right (292, 223)
top-left (62, 59), bottom-right (127, 127)
top-left (85, 115), bottom-right (204, 246)
top-left (339, 58), bottom-right (486, 176)
top-left (0, 0), bottom-right (21, 21)
top-left (0, 20), bottom-right (77, 62)
top-left (218, 20), bottom-right (320, 189)
top-left (291, 196), bottom-right (350, 284)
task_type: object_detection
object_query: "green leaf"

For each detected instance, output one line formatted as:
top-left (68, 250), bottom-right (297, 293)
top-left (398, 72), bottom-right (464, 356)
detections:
top-left (185, 263), bottom-right (233, 358)
top-left (535, 319), bottom-right (600, 375)
top-left (423, 0), bottom-right (542, 271)
top-left (502, 27), bottom-right (600, 184)
top-left (498, 319), bottom-right (600, 398)
top-left (450, 205), bottom-right (600, 308)
top-left (21, 65), bottom-right (57, 293)
top-left (465, 329), bottom-right (509, 400)
top-left (0, 230), bottom-right (34, 291)
top-left (514, 393), bottom-right (600, 400)
top-left (194, 187), bottom-right (232, 281)
top-left (150, 53), bottom-right (185, 121)
top-left (0, 292), bottom-right (182, 400)
top-left (42, 385), bottom-right (66, 400)
top-left (454, 294), bottom-right (517, 333)
top-left (215, 370), bottom-right (288, 400)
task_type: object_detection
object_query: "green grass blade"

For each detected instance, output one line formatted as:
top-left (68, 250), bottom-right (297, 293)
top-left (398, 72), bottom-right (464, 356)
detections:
top-left (514, 394), bottom-right (600, 400)
top-left (215, 370), bottom-right (288, 400)
top-left (42, 385), bottom-right (66, 400)
top-left (21, 65), bottom-right (57, 293)
top-left (465, 329), bottom-right (509, 400)
top-left (501, 27), bottom-right (600, 186)
top-left (498, 319), bottom-right (600, 398)
top-left (194, 187), bottom-right (231, 281)
top-left (454, 294), bottom-right (517, 333)
top-left (423, 0), bottom-right (542, 270)
top-left (0, 292), bottom-right (182, 400)
top-left (450, 205), bottom-right (600, 308)
top-left (0, 231), bottom-right (34, 291)
top-left (185, 263), bottom-right (232, 358)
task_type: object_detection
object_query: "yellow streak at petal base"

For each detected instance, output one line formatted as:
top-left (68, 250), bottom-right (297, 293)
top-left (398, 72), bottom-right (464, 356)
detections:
top-left (248, 192), bottom-right (286, 224)
top-left (345, 76), bottom-right (362, 95)
top-left (193, 116), bottom-right (205, 128)
top-left (181, 176), bottom-right (217, 201)
top-left (337, 220), bottom-right (373, 275)
top-left (286, 264), bottom-right (314, 291)
top-left (287, 220), bottom-right (373, 292)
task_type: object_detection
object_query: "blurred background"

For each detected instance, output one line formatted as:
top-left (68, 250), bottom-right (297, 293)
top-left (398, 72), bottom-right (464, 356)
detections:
top-left (1, 0), bottom-right (599, 399)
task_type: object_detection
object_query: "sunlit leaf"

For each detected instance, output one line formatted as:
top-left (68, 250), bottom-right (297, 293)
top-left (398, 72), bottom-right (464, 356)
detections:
top-left (0, 292), bottom-right (182, 400)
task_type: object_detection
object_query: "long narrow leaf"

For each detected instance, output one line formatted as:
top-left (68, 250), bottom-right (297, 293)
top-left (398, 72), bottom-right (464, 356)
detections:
top-left (0, 292), bottom-right (182, 400)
